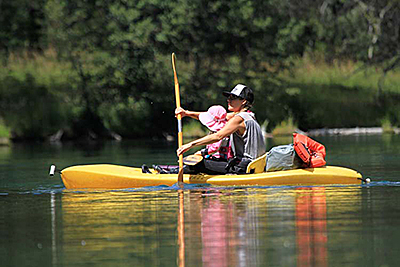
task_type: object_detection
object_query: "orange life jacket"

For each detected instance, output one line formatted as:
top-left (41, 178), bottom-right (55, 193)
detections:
top-left (293, 133), bottom-right (326, 168)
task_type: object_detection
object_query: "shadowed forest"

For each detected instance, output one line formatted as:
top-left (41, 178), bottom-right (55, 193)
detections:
top-left (0, 0), bottom-right (399, 141)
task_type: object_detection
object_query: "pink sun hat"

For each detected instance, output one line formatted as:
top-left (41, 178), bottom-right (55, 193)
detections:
top-left (199, 105), bottom-right (228, 132)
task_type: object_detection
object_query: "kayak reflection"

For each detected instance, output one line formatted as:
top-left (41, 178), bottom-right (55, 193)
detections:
top-left (295, 187), bottom-right (328, 267)
top-left (187, 186), bottom-right (361, 266)
top-left (60, 191), bottom-right (181, 266)
top-left (56, 186), bottom-right (361, 266)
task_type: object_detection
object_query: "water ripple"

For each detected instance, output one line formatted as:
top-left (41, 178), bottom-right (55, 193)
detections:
top-left (4, 180), bottom-right (400, 196)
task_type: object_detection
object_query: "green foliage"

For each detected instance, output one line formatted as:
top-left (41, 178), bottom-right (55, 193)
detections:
top-left (0, 118), bottom-right (10, 138)
top-left (381, 117), bottom-right (394, 134)
top-left (279, 54), bottom-right (400, 97)
top-left (272, 117), bottom-right (297, 136)
top-left (0, 0), bottom-right (46, 57)
top-left (1, 0), bottom-right (400, 140)
top-left (0, 50), bottom-right (75, 140)
top-left (99, 97), bottom-right (152, 138)
top-left (0, 73), bottom-right (71, 140)
top-left (273, 57), bottom-right (394, 130)
top-left (182, 120), bottom-right (207, 138)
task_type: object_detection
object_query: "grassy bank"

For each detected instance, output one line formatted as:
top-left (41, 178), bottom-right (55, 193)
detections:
top-left (1, 51), bottom-right (400, 140)
top-left (0, 119), bottom-right (10, 137)
top-left (271, 55), bottom-right (400, 132)
top-left (0, 118), bottom-right (10, 145)
top-left (280, 55), bottom-right (400, 94)
top-left (0, 50), bottom-right (75, 140)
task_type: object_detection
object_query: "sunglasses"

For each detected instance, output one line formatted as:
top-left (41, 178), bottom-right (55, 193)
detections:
top-left (227, 95), bottom-right (243, 101)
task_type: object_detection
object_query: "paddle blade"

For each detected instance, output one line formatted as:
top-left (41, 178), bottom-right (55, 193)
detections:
top-left (178, 167), bottom-right (184, 184)
top-left (183, 154), bottom-right (203, 166)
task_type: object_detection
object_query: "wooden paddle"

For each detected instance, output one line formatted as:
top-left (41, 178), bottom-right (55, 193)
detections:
top-left (172, 53), bottom-right (184, 184)
top-left (183, 154), bottom-right (203, 166)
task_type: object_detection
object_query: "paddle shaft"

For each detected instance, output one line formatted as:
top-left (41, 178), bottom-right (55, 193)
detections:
top-left (172, 53), bottom-right (184, 183)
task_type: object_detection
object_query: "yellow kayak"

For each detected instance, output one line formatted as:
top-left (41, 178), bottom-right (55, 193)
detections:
top-left (56, 164), bottom-right (365, 189)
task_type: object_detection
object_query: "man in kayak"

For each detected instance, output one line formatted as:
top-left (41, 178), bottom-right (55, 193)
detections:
top-left (176, 84), bottom-right (266, 174)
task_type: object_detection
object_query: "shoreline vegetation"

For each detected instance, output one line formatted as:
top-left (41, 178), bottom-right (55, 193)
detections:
top-left (183, 120), bottom-right (400, 139)
top-left (1, 1), bottom-right (399, 143)
top-left (1, 51), bottom-right (400, 144)
top-left (0, 119), bottom-right (10, 145)
top-left (2, 126), bottom-right (398, 147)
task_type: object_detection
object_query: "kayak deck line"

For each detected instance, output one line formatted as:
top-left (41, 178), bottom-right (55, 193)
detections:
top-left (50, 164), bottom-right (367, 189)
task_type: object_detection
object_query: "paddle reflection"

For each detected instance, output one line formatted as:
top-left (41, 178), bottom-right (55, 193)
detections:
top-left (178, 189), bottom-right (185, 267)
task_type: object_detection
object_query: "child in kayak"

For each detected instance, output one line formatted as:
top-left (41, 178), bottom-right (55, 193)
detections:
top-left (175, 104), bottom-right (253, 161)
top-left (148, 105), bottom-right (233, 174)
top-left (196, 105), bottom-right (233, 161)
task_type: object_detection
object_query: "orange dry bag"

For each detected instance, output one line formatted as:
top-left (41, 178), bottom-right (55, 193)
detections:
top-left (293, 133), bottom-right (326, 168)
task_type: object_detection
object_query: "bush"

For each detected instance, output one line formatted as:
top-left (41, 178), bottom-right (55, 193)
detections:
top-left (272, 117), bottom-right (297, 136)
top-left (99, 97), bottom-right (152, 138)
top-left (0, 118), bottom-right (10, 138)
top-left (182, 120), bottom-right (207, 138)
top-left (274, 55), bottom-right (400, 131)
top-left (0, 73), bottom-right (72, 140)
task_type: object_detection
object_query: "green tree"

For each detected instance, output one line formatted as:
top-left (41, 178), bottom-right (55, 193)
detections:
top-left (280, 0), bottom-right (400, 95)
top-left (45, 0), bottom-right (175, 138)
top-left (0, 0), bottom-right (46, 61)
top-left (2, 0), bottom-right (399, 138)
top-left (0, 74), bottom-right (70, 140)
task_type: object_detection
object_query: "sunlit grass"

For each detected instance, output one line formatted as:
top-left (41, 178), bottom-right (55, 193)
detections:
top-left (279, 55), bottom-right (400, 94)
top-left (381, 117), bottom-right (395, 134)
top-left (272, 117), bottom-right (297, 136)
top-left (2, 50), bottom-right (400, 138)
top-left (1, 49), bottom-right (74, 89)
top-left (0, 118), bottom-right (10, 138)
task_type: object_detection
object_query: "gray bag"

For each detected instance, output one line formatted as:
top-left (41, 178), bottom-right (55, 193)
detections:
top-left (265, 144), bottom-right (303, 172)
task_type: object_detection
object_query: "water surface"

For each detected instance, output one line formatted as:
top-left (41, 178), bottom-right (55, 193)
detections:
top-left (1, 135), bottom-right (400, 266)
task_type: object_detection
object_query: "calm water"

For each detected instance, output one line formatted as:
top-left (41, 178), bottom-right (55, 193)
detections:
top-left (1, 135), bottom-right (400, 266)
